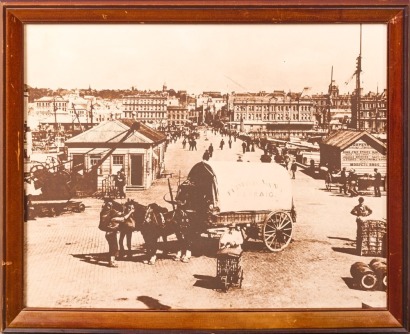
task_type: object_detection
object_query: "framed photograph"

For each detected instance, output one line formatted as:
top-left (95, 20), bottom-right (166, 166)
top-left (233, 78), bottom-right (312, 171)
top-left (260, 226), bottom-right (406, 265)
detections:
top-left (1, 1), bottom-right (409, 332)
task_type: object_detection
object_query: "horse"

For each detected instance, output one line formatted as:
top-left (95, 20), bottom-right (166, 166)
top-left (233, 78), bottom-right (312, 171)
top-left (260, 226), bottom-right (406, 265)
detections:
top-left (140, 203), bottom-right (194, 265)
top-left (118, 199), bottom-right (147, 258)
top-left (100, 199), bottom-right (147, 259)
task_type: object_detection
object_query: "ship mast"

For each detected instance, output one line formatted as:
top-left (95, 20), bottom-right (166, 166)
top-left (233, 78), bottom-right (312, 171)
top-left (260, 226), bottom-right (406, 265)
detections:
top-left (328, 66), bottom-right (333, 134)
top-left (356, 24), bottom-right (362, 131)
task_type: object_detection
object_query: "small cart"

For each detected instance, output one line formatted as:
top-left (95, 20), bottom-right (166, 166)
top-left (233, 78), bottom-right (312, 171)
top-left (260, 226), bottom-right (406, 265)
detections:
top-left (216, 247), bottom-right (243, 292)
top-left (29, 200), bottom-right (85, 218)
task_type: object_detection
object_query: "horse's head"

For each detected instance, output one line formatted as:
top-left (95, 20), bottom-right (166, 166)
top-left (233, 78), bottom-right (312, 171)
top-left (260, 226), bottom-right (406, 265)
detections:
top-left (144, 203), bottom-right (168, 227)
top-left (101, 199), bottom-right (123, 214)
top-left (144, 203), bottom-right (157, 224)
top-left (122, 199), bottom-right (147, 230)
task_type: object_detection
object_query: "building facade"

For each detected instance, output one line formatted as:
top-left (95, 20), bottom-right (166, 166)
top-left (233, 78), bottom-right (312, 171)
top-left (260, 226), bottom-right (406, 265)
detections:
top-left (320, 130), bottom-right (386, 175)
top-left (34, 96), bottom-right (69, 114)
top-left (167, 105), bottom-right (190, 127)
top-left (350, 89), bottom-right (387, 133)
top-left (230, 91), bottom-right (316, 139)
top-left (65, 119), bottom-right (167, 192)
top-left (311, 82), bottom-right (352, 128)
top-left (122, 93), bottom-right (168, 128)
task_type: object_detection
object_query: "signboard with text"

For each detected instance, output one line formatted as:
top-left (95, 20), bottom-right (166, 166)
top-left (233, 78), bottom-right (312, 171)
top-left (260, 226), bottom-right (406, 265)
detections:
top-left (341, 139), bottom-right (386, 175)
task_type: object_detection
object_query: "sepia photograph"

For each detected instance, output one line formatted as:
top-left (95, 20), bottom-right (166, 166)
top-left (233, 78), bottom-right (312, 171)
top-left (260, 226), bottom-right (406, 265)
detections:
top-left (23, 23), bottom-right (388, 310)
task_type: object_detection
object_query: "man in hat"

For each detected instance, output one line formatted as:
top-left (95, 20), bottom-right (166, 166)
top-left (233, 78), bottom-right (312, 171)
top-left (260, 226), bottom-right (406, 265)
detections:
top-left (340, 167), bottom-right (348, 195)
top-left (202, 149), bottom-right (210, 161)
top-left (350, 197), bottom-right (373, 223)
top-left (116, 168), bottom-right (126, 199)
top-left (208, 143), bottom-right (214, 157)
top-left (348, 169), bottom-right (358, 197)
top-left (373, 168), bottom-right (382, 197)
top-left (99, 201), bottom-right (134, 267)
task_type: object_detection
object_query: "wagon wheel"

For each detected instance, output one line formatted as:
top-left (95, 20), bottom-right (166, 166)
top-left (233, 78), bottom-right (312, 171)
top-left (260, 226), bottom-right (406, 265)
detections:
top-left (30, 163), bottom-right (47, 177)
top-left (382, 275), bottom-right (387, 291)
top-left (263, 211), bottom-right (293, 252)
top-left (30, 163), bottom-right (49, 187)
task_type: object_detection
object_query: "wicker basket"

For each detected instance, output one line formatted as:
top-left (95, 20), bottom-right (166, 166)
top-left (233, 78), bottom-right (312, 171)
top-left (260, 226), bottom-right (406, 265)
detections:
top-left (356, 220), bottom-right (387, 257)
top-left (209, 210), bottom-right (270, 227)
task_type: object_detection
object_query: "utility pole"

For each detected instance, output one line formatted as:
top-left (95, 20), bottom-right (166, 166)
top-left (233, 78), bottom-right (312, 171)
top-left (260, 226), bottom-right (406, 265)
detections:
top-left (375, 85), bottom-right (379, 133)
top-left (328, 66), bottom-right (333, 134)
top-left (53, 98), bottom-right (58, 132)
top-left (89, 101), bottom-right (94, 127)
top-left (72, 103), bottom-right (84, 132)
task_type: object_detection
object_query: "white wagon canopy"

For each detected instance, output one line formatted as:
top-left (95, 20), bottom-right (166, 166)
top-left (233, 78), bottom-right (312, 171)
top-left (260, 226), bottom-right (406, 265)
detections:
top-left (186, 161), bottom-right (293, 213)
top-left (177, 161), bottom-right (296, 252)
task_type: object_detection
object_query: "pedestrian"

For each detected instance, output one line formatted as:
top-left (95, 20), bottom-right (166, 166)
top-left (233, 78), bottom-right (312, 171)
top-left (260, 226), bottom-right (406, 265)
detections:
top-left (242, 141), bottom-right (247, 154)
top-left (220, 139), bottom-right (225, 150)
top-left (192, 139), bottom-right (197, 151)
top-left (310, 159), bottom-right (315, 172)
top-left (291, 161), bottom-right (297, 179)
top-left (350, 197), bottom-right (373, 223)
top-left (374, 168), bottom-right (382, 197)
top-left (202, 149), bottom-right (210, 161)
top-left (348, 169), bottom-right (359, 197)
top-left (325, 170), bottom-right (332, 188)
top-left (340, 167), bottom-right (348, 195)
top-left (99, 201), bottom-right (134, 267)
top-left (182, 138), bottom-right (187, 149)
top-left (208, 143), bottom-right (214, 157)
top-left (188, 139), bottom-right (193, 151)
top-left (284, 154), bottom-right (291, 170)
top-left (228, 138), bottom-right (232, 149)
top-left (116, 168), bottom-right (126, 199)
top-left (251, 142), bottom-right (255, 152)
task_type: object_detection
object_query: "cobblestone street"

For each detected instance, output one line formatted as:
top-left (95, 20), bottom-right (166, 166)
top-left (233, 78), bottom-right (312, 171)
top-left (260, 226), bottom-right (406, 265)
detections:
top-left (24, 130), bottom-right (387, 310)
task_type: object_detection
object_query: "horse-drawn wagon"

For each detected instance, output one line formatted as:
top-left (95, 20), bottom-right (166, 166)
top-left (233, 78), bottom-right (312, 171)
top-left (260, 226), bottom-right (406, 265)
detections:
top-left (174, 161), bottom-right (297, 252)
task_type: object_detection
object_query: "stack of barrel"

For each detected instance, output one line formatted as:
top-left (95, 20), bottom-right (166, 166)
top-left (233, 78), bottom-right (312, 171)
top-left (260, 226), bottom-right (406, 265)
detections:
top-left (350, 259), bottom-right (387, 291)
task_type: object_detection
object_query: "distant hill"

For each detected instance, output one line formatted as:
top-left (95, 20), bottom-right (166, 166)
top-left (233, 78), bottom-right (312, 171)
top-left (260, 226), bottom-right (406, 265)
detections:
top-left (25, 87), bottom-right (174, 102)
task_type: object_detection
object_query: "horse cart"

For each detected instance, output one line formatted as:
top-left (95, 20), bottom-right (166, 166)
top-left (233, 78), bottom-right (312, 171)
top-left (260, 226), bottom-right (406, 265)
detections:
top-left (174, 161), bottom-right (297, 252)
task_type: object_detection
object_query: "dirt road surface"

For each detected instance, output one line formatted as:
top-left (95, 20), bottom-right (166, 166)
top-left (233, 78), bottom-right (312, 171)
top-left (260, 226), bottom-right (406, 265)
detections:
top-left (25, 129), bottom-right (387, 310)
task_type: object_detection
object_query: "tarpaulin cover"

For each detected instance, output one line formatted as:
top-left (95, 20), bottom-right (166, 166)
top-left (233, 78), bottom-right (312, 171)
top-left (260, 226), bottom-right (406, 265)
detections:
top-left (187, 161), bottom-right (293, 213)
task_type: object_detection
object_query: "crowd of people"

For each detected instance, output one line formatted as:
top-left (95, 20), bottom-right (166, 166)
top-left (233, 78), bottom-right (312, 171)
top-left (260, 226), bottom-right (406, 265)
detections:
top-left (326, 167), bottom-right (383, 198)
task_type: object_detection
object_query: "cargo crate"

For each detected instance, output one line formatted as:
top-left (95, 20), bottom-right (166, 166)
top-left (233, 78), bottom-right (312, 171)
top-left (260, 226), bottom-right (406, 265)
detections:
top-left (356, 219), bottom-right (387, 257)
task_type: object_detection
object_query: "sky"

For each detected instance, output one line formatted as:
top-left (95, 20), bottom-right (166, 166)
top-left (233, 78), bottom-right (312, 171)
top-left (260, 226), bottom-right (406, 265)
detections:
top-left (25, 24), bottom-right (387, 95)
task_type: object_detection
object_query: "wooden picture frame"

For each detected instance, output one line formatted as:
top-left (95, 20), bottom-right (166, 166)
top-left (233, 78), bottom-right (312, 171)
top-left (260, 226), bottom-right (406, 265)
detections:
top-left (1, 1), bottom-right (408, 332)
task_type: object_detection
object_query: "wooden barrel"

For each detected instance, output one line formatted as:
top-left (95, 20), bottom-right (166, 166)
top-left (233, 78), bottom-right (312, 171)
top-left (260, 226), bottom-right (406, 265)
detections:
top-left (350, 262), bottom-right (377, 290)
top-left (369, 259), bottom-right (387, 290)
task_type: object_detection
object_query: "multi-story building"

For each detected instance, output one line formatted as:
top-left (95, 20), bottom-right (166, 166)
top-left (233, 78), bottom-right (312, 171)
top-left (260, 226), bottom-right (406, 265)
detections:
top-left (196, 92), bottom-right (226, 113)
top-left (350, 89), bottom-right (387, 133)
top-left (34, 96), bottom-right (68, 115)
top-left (122, 93), bottom-right (168, 128)
top-left (167, 105), bottom-right (189, 127)
top-left (230, 90), bottom-right (316, 139)
top-left (311, 81), bottom-right (352, 128)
